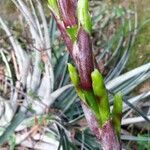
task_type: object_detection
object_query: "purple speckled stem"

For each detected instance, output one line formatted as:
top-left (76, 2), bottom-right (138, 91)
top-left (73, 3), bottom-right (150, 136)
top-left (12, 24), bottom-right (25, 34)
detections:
top-left (72, 28), bottom-right (94, 90)
top-left (81, 102), bottom-right (121, 150)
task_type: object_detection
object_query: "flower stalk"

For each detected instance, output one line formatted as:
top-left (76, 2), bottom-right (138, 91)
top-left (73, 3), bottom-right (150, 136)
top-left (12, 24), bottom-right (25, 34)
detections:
top-left (48, 0), bottom-right (122, 149)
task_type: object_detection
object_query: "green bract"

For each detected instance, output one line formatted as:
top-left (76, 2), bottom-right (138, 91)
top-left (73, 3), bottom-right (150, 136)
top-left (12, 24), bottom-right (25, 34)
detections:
top-left (48, 0), bottom-right (59, 17)
top-left (68, 63), bottom-right (80, 86)
top-left (83, 90), bottom-right (100, 121)
top-left (112, 92), bottom-right (123, 138)
top-left (66, 26), bottom-right (78, 42)
top-left (91, 69), bottom-right (105, 97)
top-left (68, 64), bottom-right (100, 122)
top-left (68, 63), bottom-right (86, 102)
top-left (113, 92), bottom-right (123, 115)
top-left (77, 0), bottom-right (92, 33)
top-left (91, 69), bottom-right (110, 126)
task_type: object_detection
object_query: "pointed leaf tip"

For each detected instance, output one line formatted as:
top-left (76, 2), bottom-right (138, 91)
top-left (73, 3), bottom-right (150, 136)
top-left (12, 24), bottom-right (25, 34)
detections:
top-left (68, 63), bottom-right (80, 86)
top-left (91, 69), bottom-right (110, 126)
top-left (112, 92), bottom-right (123, 138)
top-left (48, 0), bottom-right (59, 16)
top-left (77, 0), bottom-right (92, 33)
top-left (113, 92), bottom-right (123, 114)
top-left (91, 69), bottom-right (105, 97)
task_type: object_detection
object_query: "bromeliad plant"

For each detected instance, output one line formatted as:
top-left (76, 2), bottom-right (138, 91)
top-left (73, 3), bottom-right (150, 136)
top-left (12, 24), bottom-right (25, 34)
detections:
top-left (48, 0), bottom-right (123, 149)
top-left (0, 0), bottom-right (150, 149)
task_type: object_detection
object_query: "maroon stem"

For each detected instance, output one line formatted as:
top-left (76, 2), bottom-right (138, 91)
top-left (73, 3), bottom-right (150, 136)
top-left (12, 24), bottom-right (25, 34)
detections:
top-left (72, 28), bottom-right (94, 90)
top-left (81, 102), bottom-right (121, 150)
top-left (58, 0), bottom-right (77, 27)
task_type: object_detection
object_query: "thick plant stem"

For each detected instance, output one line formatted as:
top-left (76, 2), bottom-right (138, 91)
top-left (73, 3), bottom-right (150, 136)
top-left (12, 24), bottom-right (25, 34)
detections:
top-left (48, 0), bottom-right (122, 149)
top-left (81, 102), bottom-right (121, 150)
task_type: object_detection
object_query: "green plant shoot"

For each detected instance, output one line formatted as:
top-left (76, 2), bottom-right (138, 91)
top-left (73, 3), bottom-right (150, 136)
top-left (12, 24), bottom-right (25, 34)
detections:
top-left (83, 90), bottom-right (100, 122)
top-left (112, 92), bottom-right (123, 139)
top-left (68, 63), bottom-right (100, 120)
top-left (77, 0), bottom-right (92, 33)
top-left (48, 0), bottom-right (59, 17)
top-left (66, 26), bottom-right (78, 42)
top-left (68, 63), bottom-right (79, 87)
top-left (91, 69), bottom-right (110, 126)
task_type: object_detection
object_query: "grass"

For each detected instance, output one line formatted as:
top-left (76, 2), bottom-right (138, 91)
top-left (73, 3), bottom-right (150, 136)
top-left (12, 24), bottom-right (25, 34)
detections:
top-left (127, 0), bottom-right (150, 70)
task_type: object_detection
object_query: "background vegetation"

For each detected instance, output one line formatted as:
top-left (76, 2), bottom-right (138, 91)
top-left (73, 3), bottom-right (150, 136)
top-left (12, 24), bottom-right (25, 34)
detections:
top-left (0, 0), bottom-right (149, 149)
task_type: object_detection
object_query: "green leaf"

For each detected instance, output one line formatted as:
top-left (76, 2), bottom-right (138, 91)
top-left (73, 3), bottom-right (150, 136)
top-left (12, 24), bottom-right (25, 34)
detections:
top-left (91, 69), bottom-right (110, 126)
top-left (8, 134), bottom-right (16, 150)
top-left (99, 95), bottom-right (110, 126)
top-left (66, 26), bottom-right (78, 42)
top-left (76, 88), bottom-right (86, 102)
top-left (112, 92), bottom-right (123, 138)
top-left (0, 112), bottom-right (25, 146)
top-left (137, 134), bottom-right (150, 150)
top-left (91, 69), bottom-right (105, 97)
top-left (83, 90), bottom-right (100, 121)
top-left (77, 0), bottom-right (92, 33)
top-left (67, 63), bottom-right (86, 102)
top-left (114, 6), bottom-right (125, 18)
top-left (54, 53), bottom-right (69, 89)
top-left (68, 63), bottom-right (80, 87)
top-left (113, 92), bottom-right (123, 115)
top-left (48, 0), bottom-right (59, 17)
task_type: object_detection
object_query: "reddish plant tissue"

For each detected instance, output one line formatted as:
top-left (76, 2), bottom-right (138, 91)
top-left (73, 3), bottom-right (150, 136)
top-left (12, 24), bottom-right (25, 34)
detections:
top-left (82, 102), bottom-right (121, 150)
top-left (58, 0), bottom-right (78, 27)
top-left (56, 20), bottom-right (73, 53)
top-left (72, 28), bottom-right (94, 90)
top-left (55, 0), bottom-right (94, 90)
top-left (50, 1), bottom-right (121, 149)
top-left (101, 121), bottom-right (120, 150)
